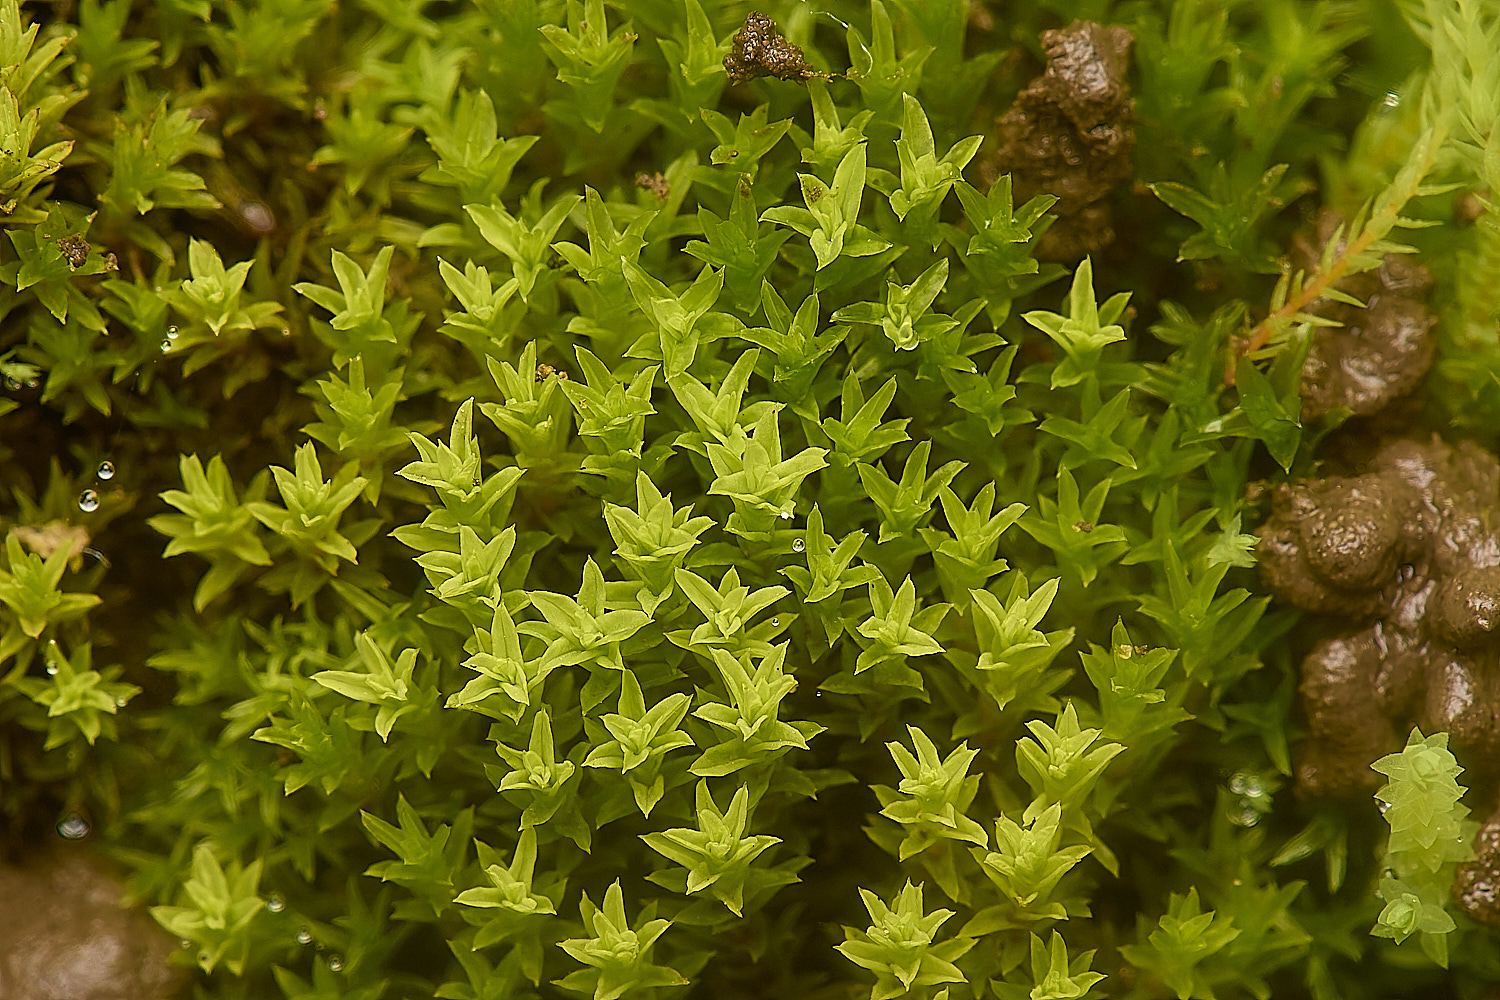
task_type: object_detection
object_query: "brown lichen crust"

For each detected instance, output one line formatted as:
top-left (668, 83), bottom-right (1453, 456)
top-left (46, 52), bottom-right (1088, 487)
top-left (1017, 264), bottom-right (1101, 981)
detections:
top-left (1258, 435), bottom-right (1500, 822)
top-left (724, 12), bottom-right (817, 84)
top-left (983, 20), bottom-right (1136, 261)
top-left (1291, 210), bottom-right (1439, 422)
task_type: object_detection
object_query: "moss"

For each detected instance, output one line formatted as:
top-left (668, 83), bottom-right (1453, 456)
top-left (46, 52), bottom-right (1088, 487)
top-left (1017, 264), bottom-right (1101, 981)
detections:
top-left (2, 0), bottom-right (1500, 997)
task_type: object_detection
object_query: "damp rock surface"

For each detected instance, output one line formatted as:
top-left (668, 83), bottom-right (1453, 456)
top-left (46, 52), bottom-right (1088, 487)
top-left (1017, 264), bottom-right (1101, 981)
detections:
top-left (1292, 210), bottom-right (1439, 422)
top-left (0, 846), bottom-right (186, 1000)
top-left (1456, 805), bottom-right (1500, 927)
top-left (983, 20), bottom-right (1136, 261)
top-left (1259, 435), bottom-right (1500, 805)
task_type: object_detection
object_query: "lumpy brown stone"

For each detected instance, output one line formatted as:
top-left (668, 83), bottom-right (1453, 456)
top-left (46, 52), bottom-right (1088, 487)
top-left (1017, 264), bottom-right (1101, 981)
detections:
top-left (0, 846), bottom-right (187, 1000)
top-left (1457, 806), bottom-right (1500, 928)
top-left (724, 12), bottom-right (817, 85)
top-left (983, 20), bottom-right (1135, 261)
top-left (1259, 433), bottom-right (1500, 850)
top-left (1291, 210), bottom-right (1438, 422)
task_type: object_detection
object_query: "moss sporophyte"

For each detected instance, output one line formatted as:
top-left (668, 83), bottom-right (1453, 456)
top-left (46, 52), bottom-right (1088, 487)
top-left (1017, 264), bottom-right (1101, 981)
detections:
top-left (5, 0), bottom-right (1500, 998)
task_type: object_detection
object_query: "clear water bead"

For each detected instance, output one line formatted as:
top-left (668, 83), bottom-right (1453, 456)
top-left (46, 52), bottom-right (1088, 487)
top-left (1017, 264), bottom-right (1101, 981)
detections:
top-left (1229, 772), bottom-right (1265, 798)
top-left (779, 510), bottom-right (793, 519)
top-left (97, 460), bottom-right (116, 480)
top-left (1228, 800), bottom-right (1261, 828)
top-left (56, 813), bottom-right (90, 840)
top-left (792, 538), bottom-right (805, 552)
top-left (296, 928), bottom-right (313, 945)
top-left (770, 617), bottom-right (780, 627)
top-left (160, 339), bottom-right (173, 352)
top-left (266, 894), bottom-right (285, 913)
top-left (327, 955), bottom-right (345, 972)
top-left (78, 489), bottom-right (100, 512)
top-left (166, 326), bottom-right (179, 339)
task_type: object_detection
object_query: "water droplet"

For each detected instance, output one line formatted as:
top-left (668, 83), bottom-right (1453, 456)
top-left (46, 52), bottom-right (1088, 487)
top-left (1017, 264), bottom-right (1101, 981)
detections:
top-left (792, 538), bottom-right (805, 552)
top-left (770, 617), bottom-right (780, 627)
top-left (1228, 772), bottom-right (1265, 798)
top-left (281, 327), bottom-right (292, 337)
top-left (327, 955), bottom-right (344, 972)
top-left (241, 202), bottom-right (275, 233)
top-left (266, 893), bottom-right (285, 913)
top-left (46, 662), bottom-right (59, 676)
top-left (779, 510), bottom-right (793, 520)
top-left (166, 326), bottom-right (179, 339)
top-left (180, 939), bottom-right (193, 950)
top-left (161, 339), bottom-right (173, 352)
top-left (1378, 799), bottom-right (1392, 814)
top-left (24, 377), bottom-right (37, 389)
top-left (56, 813), bottom-right (90, 840)
top-left (1383, 91), bottom-right (1401, 108)
top-left (1228, 800), bottom-right (1261, 827)
top-left (815, 690), bottom-right (823, 697)
top-left (78, 489), bottom-right (100, 512)
top-left (96, 460), bottom-right (116, 480)
top-left (114, 695), bottom-right (128, 707)
top-left (3, 377), bottom-right (18, 390)
top-left (296, 928), bottom-right (313, 945)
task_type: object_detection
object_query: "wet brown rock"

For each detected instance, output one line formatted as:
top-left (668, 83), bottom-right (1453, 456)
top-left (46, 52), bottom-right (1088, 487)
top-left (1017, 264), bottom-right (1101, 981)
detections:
top-left (1456, 805), bottom-right (1500, 928)
top-left (1292, 210), bottom-right (1438, 422)
top-left (0, 846), bottom-right (187, 1000)
top-left (724, 12), bottom-right (818, 85)
top-left (1259, 435), bottom-right (1500, 807)
top-left (983, 20), bottom-right (1136, 261)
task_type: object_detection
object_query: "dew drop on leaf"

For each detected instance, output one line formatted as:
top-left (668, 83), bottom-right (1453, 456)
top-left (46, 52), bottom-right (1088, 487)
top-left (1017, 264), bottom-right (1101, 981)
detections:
top-left (267, 894), bottom-right (285, 913)
top-left (79, 489), bottom-right (100, 512)
top-left (161, 339), bottom-right (173, 352)
top-left (792, 538), bottom-right (805, 552)
top-left (328, 955), bottom-right (344, 972)
top-left (1228, 800), bottom-right (1261, 827)
top-left (771, 617), bottom-right (780, 627)
top-left (779, 510), bottom-right (793, 520)
top-left (1228, 771), bottom-right (1265, 798)
top-left (166, 326), bottom-right (179, 340)
top-left (296, 928), bottom-right (313, 945)
top-left (46, 662), bottom-right (58, 676)
top-left (97, 460), bottom-right (115, 480)
top-left (56, 812), bottom-right (90, 840)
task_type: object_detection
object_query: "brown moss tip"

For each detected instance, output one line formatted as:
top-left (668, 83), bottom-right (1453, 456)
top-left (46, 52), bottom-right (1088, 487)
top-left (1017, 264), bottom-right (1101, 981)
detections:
top-left (634, 171), bottom-right (670, 202)
top-left (724, 12), bottom-right (820, 84)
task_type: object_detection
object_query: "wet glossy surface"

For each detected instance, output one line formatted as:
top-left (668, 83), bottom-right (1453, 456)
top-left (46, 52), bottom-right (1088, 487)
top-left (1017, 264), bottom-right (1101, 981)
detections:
top-left (1293, 210), bottom-right (1438, 421)
top-left (0, 847), bottom-right (185, 1000)
top-left (724, 12), bottom-right (817, 84)
top-left (984, 20), bottom-right (1136, 261)
top-left (1258, 435), bottom-right (1500, 924)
